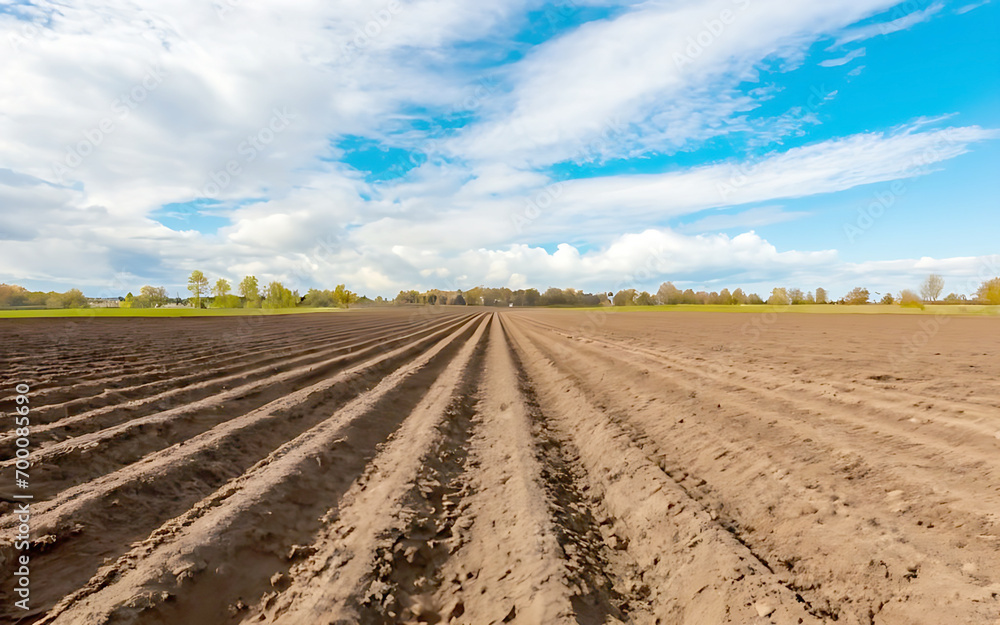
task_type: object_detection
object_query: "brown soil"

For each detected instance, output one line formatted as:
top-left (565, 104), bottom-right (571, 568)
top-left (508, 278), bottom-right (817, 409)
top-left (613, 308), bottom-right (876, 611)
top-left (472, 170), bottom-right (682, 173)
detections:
top-left (0, 308), bottom-right (997, 624)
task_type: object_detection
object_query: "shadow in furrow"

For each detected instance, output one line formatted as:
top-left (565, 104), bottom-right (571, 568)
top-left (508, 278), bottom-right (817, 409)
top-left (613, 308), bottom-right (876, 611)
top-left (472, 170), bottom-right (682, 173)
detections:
top-left (0, 317), bottom-right (481, 624)
top-left (355, 319), bottom-right (491, 624)
top-left (497, 318), bottom-right (629, 624)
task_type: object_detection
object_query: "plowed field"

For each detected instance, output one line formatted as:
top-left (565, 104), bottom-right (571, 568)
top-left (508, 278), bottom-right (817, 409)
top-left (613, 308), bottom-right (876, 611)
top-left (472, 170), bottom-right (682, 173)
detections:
top-left (1, 308), bottom-right (998, 624)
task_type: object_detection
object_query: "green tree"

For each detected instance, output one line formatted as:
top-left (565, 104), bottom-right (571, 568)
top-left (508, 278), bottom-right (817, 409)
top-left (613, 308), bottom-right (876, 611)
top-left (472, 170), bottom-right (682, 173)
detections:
top-left (303, 288), bottom-right (336, 307)
top-left (263, 281), bottom-right (298, 308)
top-left (136, 285), bottom-right (169, 308)
top-left (122, 292), bottom-right (134, 309)
top-left (395, 290), bottom-right (418, 304)
top-left (213, 278), bottom-right (231, 298)
top-left (463, 286), bottom-right (484, 306)
top-left (239, 275), bottom-right (260, 307)
top-left (51, 288), bottom-right (88, 308)
top-left (613, 289), bottom-right (637, 306)
top-left (977, 277), bottom-right (1000, 304)
top-left (0, 284), bottom-right (28, 307)
top-left (541, 287), bottom-right (568, 306)
top-left (211, 278), bottom-right (238, 308)
top-left (656, 282), bottom-right (681, 304)
top-left (187, 270), bottom-right (209, 308)
top-left (843, 287), bottom-right (870, 305)
top-left (767, 288), bottom-right (790, 306)
top-left (333, 284), bottom-right (356, 308)
top-left (635, 291), bottom-right (656, 306)
top-left (899, 289), bottom-right (924, 309)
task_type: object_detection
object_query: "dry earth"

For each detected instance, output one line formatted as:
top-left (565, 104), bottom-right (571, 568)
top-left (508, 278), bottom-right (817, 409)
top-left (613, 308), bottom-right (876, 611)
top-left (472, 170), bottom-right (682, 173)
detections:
top-left (0, 308), bottom-right (998, 624)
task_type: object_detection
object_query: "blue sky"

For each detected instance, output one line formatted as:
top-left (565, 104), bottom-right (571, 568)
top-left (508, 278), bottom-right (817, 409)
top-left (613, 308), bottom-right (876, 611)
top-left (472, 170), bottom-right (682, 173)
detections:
top-left (0, 0), bottom-right (997, 298)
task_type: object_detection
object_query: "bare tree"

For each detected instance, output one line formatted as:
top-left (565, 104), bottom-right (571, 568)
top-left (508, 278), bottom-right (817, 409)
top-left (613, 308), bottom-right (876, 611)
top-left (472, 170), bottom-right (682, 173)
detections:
top-left (920, 274), bottom-right (944, 302)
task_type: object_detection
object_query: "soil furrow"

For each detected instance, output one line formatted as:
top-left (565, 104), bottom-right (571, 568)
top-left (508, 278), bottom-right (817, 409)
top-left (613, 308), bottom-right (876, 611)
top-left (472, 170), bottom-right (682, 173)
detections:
top-left (423, 317), bottom-right (580, 624)
top-left (11, 314), bottom-right (433, 427)
top-left (30, 314), bottom-right (487, 625)
top-left (242, 314), bottom-right (491, 623)
top-left (507, 313), bottom-right (1000, 625)
top-left (0, 314), bottom-right (454, 450)
top-left (504, 315), bottom-right (825, 624)
top-left (0, 315), bottom-right (474, 502)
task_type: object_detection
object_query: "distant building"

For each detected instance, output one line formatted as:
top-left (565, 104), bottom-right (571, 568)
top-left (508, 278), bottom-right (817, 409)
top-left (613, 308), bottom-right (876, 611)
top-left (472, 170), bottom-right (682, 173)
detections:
top-left (87, 298), bottom-right (122, 308)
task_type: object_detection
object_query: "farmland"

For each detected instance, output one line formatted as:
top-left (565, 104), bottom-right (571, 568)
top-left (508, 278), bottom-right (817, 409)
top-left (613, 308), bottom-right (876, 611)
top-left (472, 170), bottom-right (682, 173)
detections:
top-left (0, 308), bottom-right (998, 624)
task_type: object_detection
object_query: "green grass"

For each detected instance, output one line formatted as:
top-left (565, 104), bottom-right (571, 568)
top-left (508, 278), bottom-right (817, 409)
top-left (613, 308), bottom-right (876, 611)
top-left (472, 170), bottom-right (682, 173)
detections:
top-left (0, 307), bottom-right (346, 319)
top-left (2, 303), bottom-right (996, 318)
top-left (566, 304), bottom-right (1000, 316)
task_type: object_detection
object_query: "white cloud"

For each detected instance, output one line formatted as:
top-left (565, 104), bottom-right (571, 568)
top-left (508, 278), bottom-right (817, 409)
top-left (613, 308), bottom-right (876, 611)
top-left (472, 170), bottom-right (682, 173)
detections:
top-left (378, 228), bottom-right (838, 293)
top-left (348, 123), bottom-right (998, 255)
top-left (7, 119), bottom-right (993, 297)
top-left (819, 47), bottom-right (866, 67)
top-left (955, 1), bottom-right (991, 15)
top-left (448, 0), bottom-right (902, 166)
top-left (0, 0), bottom-right (532, 215)
top-left (542, 124), bottom-right (999, 233)
top-left (677, 206), bottom-right (810, 233)
top-left (834, 2), bottom-right (945, 46)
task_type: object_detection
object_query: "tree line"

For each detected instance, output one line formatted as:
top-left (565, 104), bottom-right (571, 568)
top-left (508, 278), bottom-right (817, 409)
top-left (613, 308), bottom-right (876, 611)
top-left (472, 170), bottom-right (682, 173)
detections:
top-left (116, 272), bottom-right (362, 309)
top-left (3, 273), bottom-right (998, 310)
top-left (184, 271), bottom-right (361, 309)
top-left (394, 274), bottom-right (1000, 308)
top-left (0, 284), bottom-right (88, 309)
